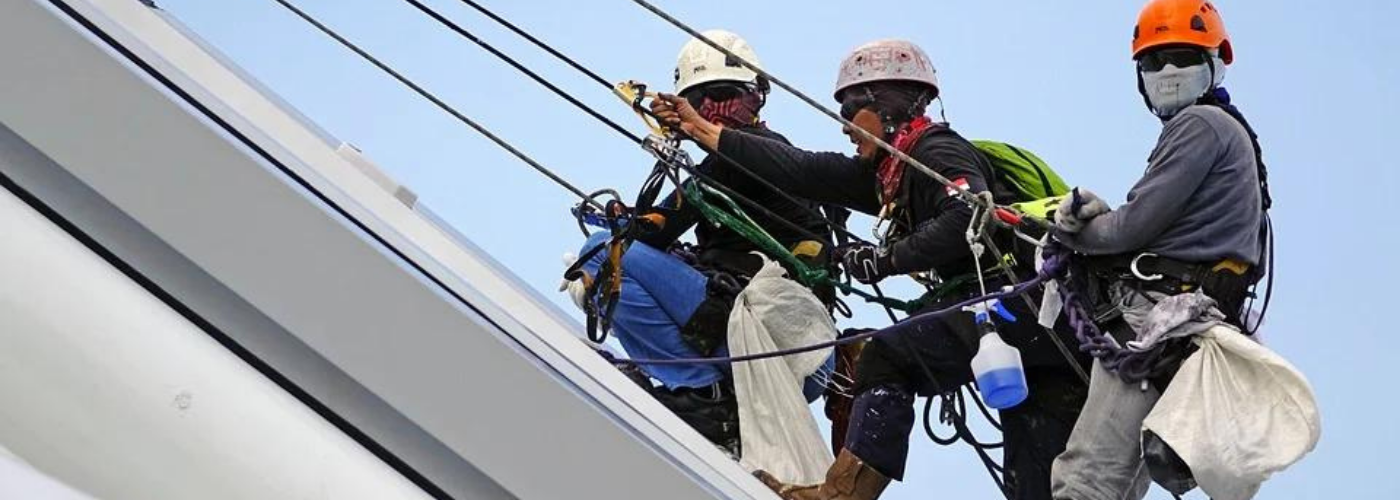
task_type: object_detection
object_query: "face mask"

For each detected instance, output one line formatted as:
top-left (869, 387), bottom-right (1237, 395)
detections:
top-left (1141, 62), bottom-right (1214, 118)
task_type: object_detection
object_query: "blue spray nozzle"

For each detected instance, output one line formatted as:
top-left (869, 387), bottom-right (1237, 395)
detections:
top-left (965, 298), bottom-right (1017, 326)
top-left (991, 300), bottom-right (1017, 323)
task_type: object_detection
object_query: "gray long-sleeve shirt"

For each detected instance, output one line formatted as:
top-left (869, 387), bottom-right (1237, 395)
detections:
top-left (1060, 105), bottom-right (1263, 265)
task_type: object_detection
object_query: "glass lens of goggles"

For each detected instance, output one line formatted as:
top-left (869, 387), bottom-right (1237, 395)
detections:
top-left (839, 93), bottom-right (877, 121)
top-left (1137, 47), bottom-right (1208, 72)
top-left (683, 82), bottom-right (751, 108)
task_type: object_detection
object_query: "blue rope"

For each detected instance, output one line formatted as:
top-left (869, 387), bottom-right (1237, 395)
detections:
top-left (608, 273), bottom-right (1049, 366)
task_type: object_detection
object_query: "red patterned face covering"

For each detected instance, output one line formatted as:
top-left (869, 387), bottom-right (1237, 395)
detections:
top-left (875, 116), bottom-right (935, 205)
top-left (697, 91), bottom-right (765, 128)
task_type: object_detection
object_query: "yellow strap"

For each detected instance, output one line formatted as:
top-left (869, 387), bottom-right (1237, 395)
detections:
top-left (790, 240), bottom-right (824, 259)
top-left (613, 80), bottom-right (666, 137)
top-left (1212, 259), bottom-right (1251, 276)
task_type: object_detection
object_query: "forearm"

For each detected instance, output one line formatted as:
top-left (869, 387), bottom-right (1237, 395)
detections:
top-left (716, 129), bottom-right (880, 212)
top-left (687, 120), bottom-right (724, 151)
top-left (887, 206), bottom-right (975, 273)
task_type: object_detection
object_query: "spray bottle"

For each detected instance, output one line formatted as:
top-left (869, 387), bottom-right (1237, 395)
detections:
top-left (966, 298), bottom-right (1028, 409)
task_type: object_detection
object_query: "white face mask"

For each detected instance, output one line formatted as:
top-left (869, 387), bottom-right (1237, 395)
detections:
top-left (1141, 60), bottom-right (1220, 118)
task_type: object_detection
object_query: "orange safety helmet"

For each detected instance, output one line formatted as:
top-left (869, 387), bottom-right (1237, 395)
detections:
top-left (1132, 0), bottom-right (1233, 64)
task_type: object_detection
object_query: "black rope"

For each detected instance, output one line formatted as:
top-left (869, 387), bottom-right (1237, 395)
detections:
top-left (281, 0), bottom-right (830, 247)
top-left (399, 0), bottom-right (644, 144)
top-left (627, 0), bottom-right (987, 211)
top-left (269, 0), bottom-right (603, 210)
top-left (450, 0), bottom-right (614, 89)
top-left (982, 236), bottom-right (1091, 384)
top-left (423, 0), bottom-right (871, 246)
top-left (627, 0), bottom-right (1089, 388)
top-left (891, 304), bottom-right (1011, 499)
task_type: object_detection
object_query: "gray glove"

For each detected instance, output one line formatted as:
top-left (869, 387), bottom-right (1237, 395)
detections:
top-left (1054, 187), bottom-right (1111, 234)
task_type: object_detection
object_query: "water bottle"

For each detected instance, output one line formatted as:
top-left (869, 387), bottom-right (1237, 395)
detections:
top-left (966, 300), bottom-right (1028, 409)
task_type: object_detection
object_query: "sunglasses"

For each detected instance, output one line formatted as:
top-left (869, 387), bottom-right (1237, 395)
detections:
top-left (1137, 47), bottom-right (1209, 72)
top-left (682, 83), bottom-right (753, 108)
top-left (839, 93), bottom-right (876, 121)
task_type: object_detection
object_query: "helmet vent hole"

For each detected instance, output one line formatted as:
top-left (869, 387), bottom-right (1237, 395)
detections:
top-left (1190, 15), bottom-right (1208, 32)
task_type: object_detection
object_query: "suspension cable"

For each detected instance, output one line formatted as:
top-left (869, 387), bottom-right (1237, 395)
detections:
top-left (269, 0), bottom-right (603, 210)
top-left (420, 0), bottom-right (872, 246)
top-left (626, 0), bottom-right (995, 212)
top-left (277, 0), bottom-right (814, 242)
top-left (396, 0), bottom-right (837, 244)
top-left (630, 0), bottom-right (1091, 385)
top-left (399, 0), bottom-right (644, 144)
top-left (449, 0), bottom-right (614, 89)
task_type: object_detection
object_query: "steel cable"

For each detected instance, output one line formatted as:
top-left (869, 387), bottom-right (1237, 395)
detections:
top-left (270, 0), bottom-right (604, 209)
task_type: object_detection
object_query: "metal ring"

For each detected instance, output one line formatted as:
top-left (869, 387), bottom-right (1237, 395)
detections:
top-left (1130, 252), bottom-right (1164, 281)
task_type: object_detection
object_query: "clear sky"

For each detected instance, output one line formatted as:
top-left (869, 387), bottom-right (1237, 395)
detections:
top-left (154, 0), bottom-right (1397, 498)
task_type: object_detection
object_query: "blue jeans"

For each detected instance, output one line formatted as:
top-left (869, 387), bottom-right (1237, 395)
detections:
top-left (579, 233), bottom-right (835, 399)
top-left (580, 232), bottom-right (721, 389)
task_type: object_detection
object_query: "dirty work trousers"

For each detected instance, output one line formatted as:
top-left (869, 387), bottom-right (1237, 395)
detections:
top-left (843, 288), bottom-right (1089, 499)
top-left (1048, 360), bottom-right (1159, 500)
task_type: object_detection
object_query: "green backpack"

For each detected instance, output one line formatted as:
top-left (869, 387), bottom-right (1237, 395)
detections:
top-left (971, 140), bottom-right (1070, 202)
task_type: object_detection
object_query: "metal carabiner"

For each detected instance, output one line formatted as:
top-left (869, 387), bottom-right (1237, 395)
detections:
top-left (1130, 252), bottom-right (1164, 281)
top-left (613, 80), bottom-right (667, 137)
top-left (872, 203), bottom-right (896, 245)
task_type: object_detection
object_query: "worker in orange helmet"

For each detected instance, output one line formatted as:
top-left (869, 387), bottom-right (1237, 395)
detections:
top-left (1049, 1), bottom-right (1274, 498)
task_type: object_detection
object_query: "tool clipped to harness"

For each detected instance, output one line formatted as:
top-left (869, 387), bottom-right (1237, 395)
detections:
top-left (964, 297), bottom-right (1029, 410)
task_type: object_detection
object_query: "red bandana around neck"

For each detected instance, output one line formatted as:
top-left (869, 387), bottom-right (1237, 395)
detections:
top-left (698, 92), bottom-right (765, 129)
top-left (876, 116), bottom-right (935, 205)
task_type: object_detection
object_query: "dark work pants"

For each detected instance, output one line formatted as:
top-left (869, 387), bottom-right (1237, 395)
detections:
top-left (845, 288), bottom-right (1090, 499)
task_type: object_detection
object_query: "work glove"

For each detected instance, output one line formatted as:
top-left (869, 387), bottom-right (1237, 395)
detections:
top-left (1053, 187), bottom-right (1111, 234)
top-left (840, 244), bottom-right (894, 285)
top-left (559, 252), bottom-right (590, 311)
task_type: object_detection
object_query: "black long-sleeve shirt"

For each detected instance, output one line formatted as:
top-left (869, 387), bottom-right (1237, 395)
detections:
top-left (715, 126), bottom-right (1007, 279)
top-left (638, 127), bottom-right (833, 274)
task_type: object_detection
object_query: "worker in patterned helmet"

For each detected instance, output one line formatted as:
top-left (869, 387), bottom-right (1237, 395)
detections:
top-left (567, 30), bottom-right (837, 456)
top-left (1050, 1), bottom-right (1274, 498)
top-left (653, 39), bottom-right (1090, 500)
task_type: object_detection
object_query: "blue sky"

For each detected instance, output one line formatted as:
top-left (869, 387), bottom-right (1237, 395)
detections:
top-left (156, 0), bottom-right (1397, 498)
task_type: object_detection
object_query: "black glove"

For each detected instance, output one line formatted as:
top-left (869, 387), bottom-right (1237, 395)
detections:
top-left (841, 244), bottom-right (895, 285)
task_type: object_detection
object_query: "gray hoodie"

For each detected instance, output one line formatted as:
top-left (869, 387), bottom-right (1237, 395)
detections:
top-left (1062, 105), bottom-right (1263, 265)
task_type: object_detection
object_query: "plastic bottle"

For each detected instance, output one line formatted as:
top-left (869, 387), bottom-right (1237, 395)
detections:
top-left (966, 300), bottom-right (1028, 409)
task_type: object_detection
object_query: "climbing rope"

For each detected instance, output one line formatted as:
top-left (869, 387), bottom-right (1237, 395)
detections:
top-left (270, 0), bottom-right (604, 211)
top-left (396, 3), bottom-right (1074, 491)
top-left (275, 2), bottom-right (1063, 493)
top-left (607, 272), bottom-right (1047, 366)
top-left (410, 0), bottom-right (872, 246)
top-left (625, 0), bottom-right (1090, 387)
top-left (628, 0), bottom-right (1004, 216)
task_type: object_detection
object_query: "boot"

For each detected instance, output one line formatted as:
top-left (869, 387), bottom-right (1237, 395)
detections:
top-left (755, 449), bottom-right (890, 500)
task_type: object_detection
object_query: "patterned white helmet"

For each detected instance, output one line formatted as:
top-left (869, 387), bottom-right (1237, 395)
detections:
top-left (833, 39), bottom-right (939, 101)
top-left (675, 30), bottom-right (764, 94)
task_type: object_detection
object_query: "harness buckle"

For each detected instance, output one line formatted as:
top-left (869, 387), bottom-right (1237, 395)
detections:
top-left (641, 134), bottom-right (692, 166)
top-left (1130, 252), bottom-right (1164, 282)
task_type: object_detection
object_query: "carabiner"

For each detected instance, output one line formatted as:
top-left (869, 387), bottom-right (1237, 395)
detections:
top-left (613, 80), bottom-right (666, 137)
top-left (1130, 252), bottom-right (1165, 281)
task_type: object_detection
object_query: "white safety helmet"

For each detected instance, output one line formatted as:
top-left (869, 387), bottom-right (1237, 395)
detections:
top-left (674, 29), bottom-right (765, 95)
top-left (833, 39), bottom-right (939, 102)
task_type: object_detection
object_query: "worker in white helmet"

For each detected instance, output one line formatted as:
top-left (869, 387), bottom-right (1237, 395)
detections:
top-left (568, 30), bottom-right (837, 456)
top-left (653, 39), bottom-right (1088, 500)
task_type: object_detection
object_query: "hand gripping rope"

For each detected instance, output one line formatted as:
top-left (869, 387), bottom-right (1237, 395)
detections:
top-left (272, 1), bottom-right (1077, 495)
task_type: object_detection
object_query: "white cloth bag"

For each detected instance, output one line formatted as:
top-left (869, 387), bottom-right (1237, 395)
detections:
top-left (728, 256), bottom-right (836, 485)
top-left (1143, 325), bottom-right (1321, 500)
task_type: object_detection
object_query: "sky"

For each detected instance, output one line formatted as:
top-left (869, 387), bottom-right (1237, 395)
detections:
top-left (153, 0), bottom-right (1397, 498)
